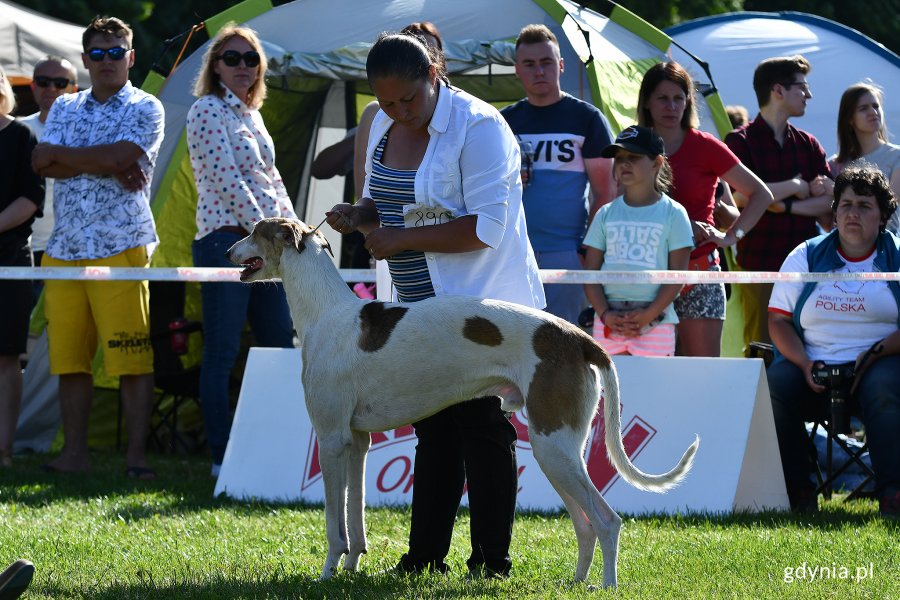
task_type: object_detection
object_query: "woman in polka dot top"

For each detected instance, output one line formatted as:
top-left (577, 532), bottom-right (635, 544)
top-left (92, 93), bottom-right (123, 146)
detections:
top-left (186, 25), bottom-right (296, 476)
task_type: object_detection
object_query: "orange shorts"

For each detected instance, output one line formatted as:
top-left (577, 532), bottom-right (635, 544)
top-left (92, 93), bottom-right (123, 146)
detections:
top-left (43, 247), bottom-right (153, 376)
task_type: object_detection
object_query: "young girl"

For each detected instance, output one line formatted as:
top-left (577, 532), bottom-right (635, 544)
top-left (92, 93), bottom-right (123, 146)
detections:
top-left (583, 125), bottom-right (693, 356)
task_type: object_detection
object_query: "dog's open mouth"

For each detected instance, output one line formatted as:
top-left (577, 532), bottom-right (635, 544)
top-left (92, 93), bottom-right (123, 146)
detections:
top-left (239, 257), bottom-right (264, 281)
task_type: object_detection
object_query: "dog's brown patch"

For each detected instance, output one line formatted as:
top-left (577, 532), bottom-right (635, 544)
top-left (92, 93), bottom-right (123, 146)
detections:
top-left (527, 321), bottom-right (612, 435)
top-left (358, 302), bottom-right (409, 352)
top-left (463, 316), bottom-right (504, 347)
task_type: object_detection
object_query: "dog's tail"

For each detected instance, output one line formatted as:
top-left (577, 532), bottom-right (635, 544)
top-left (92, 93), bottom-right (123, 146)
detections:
top-left (590, 344), bottom-right (699, 493)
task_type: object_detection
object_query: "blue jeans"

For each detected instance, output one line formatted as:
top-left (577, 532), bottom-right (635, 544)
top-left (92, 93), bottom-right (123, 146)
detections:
top-left (534, 249), bottom-right (586, 325)
top-left (768, 354), bottom-right (900, 497)
top-left (193, 230), bottom-right (294, 463)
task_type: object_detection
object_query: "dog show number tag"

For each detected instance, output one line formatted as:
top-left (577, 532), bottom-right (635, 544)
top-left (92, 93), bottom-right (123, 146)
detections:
top-left (402, 203), bottom-right (456, 229)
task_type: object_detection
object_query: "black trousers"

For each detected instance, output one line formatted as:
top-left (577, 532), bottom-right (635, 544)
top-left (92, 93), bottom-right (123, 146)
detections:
top-left (402, 396), bottom-right (518, 574)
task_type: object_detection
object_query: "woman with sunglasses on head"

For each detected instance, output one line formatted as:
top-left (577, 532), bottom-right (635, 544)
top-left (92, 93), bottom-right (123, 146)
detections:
top-left (828, 83), bottom-right (900, 233)
top-left (326, 32), bottom-right (543, 579)
top-left (635, 62), bottom-right (773, 356)
top-left (186, 25), bottom-right (296, 477)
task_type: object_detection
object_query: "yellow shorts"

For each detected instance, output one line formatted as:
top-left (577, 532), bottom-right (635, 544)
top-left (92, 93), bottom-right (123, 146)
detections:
top-left (43, 247), bottom-right (153, 376)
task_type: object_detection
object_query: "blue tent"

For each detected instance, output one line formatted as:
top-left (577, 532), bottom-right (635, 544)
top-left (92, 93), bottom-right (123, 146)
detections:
top-left (667, 11), bottom-right (900, 157)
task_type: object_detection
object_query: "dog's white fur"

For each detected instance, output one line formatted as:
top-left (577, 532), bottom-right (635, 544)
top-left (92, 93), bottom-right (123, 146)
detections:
top-left (228, 218), bottom-right (699, 588)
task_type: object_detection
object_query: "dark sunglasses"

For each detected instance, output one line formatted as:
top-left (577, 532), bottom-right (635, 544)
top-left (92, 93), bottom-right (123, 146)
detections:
top-left (34, 76), bottom-right (72, 89)
top-left (217, 50), bottom-right (260, 68)
top-left (86, 47), bottom-right (129, 62)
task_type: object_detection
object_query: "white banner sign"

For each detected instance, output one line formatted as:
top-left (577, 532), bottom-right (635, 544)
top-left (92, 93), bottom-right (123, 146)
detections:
top-left (215, 349), bottom-right (788, 514)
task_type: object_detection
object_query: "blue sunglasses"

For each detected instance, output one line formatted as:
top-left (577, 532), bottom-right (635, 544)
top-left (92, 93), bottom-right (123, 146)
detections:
top-left (86, 47), bottom-right (129, 62)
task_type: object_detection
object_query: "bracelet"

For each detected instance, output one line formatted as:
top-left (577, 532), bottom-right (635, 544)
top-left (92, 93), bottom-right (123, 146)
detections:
top-left (783, 198), bottom-right (793, 215)
top-left (599, 308), bottom-right (609, 323)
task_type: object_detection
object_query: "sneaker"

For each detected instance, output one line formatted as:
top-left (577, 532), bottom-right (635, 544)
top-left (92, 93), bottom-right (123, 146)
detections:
top-left (0, 559), bottom-right (35, 600)
top-left (210, 463), bottom-right (221, 478)
top-left (879, 490), bottom-right (900, 518)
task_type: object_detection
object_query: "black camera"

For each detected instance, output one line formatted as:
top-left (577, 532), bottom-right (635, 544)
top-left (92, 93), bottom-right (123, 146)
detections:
top-left (811, 362), bottom-right (856, 435)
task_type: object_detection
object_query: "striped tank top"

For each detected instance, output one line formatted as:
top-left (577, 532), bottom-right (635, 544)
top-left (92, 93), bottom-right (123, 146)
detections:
top-left (369, 132), bottom-right (436, 303)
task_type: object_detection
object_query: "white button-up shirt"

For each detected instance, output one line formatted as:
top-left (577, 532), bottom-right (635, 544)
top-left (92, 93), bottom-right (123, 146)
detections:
top-left (363, 84), bottom-right (545, 309)
top-left (42, 82), bottom-right (164, 260)
top-left (186, 87), bottom-right (296, 238)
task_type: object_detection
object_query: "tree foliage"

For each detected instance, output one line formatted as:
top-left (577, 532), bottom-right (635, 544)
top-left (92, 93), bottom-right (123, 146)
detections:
top-left (17, 0), bottom-right (249, 84)
top-left (743, 0), bottom-right (899, 55)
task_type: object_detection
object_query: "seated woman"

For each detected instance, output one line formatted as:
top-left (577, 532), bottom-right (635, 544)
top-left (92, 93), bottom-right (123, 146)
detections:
top-left (767, 164), bottom-right (900, 516)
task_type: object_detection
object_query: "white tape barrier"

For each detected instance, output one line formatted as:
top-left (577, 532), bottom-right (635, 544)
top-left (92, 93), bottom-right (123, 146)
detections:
top-left (2, 266), bottom-right (900, 284)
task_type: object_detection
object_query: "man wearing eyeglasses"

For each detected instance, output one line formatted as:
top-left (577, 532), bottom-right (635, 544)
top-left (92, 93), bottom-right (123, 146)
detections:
top-left (30, 16), bottom-right (164, 479)
top-left (724, 55), bottom-right (833, 355)
top-left (20, 57), bottom-right (78, 285)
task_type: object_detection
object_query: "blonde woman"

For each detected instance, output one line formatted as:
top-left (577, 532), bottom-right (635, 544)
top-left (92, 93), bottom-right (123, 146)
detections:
top-left (186, 26), bottom-right (296, 476)
top-left (0, 66), bottom-right (44, 465)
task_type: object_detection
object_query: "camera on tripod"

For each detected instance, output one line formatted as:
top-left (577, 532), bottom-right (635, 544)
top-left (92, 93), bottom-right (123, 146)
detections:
top-left (811, 361), bottom-right (856, 435)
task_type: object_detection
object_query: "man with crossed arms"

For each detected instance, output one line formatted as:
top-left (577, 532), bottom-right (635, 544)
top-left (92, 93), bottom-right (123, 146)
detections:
top-left (32, 16), bottom-right (164, 478)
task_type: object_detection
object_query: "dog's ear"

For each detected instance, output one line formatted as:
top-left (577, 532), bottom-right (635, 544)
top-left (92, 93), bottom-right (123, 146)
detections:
top-left (320, 236), bottom-right (334, 258)
top-left (299, 228), bottom-right (334, 258)
top-left (276, 222), bottom-right (307, 254)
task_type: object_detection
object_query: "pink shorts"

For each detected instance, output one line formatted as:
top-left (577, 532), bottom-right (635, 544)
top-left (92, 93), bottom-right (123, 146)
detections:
top-left (592, 322), bottom-right (676, 356)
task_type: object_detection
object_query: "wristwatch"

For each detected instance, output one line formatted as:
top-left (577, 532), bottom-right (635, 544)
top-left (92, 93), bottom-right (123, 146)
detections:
top-left (733, 227), bottom-right (746, 241)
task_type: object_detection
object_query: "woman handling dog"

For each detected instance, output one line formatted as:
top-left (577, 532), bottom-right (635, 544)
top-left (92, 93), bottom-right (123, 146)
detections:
top-left (767, 165), bottom-right (900, 516)
top-left (326, 32), bottom-right (544, 577)
top-left (186, 26), bottom-right (296, 476)
top-left (636, 62), bottom-right (772, 356)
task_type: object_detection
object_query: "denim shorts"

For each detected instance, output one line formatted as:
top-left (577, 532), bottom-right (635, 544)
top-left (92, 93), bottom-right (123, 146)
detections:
top-left (674, 266), bottom-right (726, 320)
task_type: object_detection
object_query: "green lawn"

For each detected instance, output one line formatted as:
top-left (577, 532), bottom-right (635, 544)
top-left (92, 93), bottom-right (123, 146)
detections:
top-left (1, 451), bottom-right (896, 599)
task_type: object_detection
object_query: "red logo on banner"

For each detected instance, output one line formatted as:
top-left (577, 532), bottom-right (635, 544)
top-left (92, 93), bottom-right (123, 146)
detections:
top-left (302, 425), bottom-right (416, 491)
top-left (302, 396), bottom-right (655, 496)
top-left (585, 397), bottom-right (656, 493)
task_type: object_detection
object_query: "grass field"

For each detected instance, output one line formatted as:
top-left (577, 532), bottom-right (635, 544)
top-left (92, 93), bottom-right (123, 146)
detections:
top-left (1, 450), bottom-right (897, 599)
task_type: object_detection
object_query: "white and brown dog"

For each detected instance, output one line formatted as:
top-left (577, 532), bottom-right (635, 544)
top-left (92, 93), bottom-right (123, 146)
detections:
top-left (228, 218), bottom-right (698, 588)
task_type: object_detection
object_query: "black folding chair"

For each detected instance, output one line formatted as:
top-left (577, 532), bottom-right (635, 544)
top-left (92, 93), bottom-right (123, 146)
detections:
top-left (751, 341), bottom-right (876, 502)
top-left (117, 282), bottom-right (203, 454)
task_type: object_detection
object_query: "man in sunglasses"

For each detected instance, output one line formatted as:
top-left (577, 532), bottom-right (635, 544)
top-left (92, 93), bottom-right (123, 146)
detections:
top-left (724, 55), bottom-right (834, 356)
top-left (20, 57), bottom-right (78, 287)
top-left (30, 16), bottom-right (164, 480)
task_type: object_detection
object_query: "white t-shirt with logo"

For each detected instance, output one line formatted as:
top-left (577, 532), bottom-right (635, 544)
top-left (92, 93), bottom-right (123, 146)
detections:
top-left (769, 244), bottom-right (898, 362)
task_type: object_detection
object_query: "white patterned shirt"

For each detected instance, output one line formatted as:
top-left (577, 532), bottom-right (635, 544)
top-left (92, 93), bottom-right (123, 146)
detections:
top-left (41, 82), bottom-right (164, 260)
top-left (186, 87), bottom-right (296, 239)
